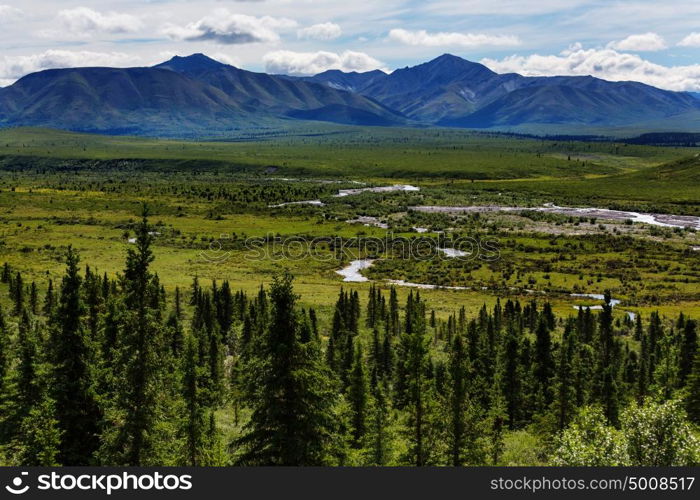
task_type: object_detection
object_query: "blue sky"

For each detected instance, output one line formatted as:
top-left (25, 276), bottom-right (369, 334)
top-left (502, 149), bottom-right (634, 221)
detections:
top-left (1, 0), bottom-right (699, 90)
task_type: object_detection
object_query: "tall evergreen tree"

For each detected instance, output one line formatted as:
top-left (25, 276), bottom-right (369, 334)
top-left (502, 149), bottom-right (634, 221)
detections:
top-left (497, 322), bottom-right (522, 429)
top-left (48, 247), bottom-right (101, 465)
top-left (16, 311), bottom-right (40, 415)
top-left (680, 320), bottom-right (697, 386)
top-left (533, 317), bottom-right (554, 411)
top-left (101, 208), bottom-right (169, 466)
top-left (29, 282), bottom-right (38, 315)
top-left (445, 333), bottom-right (481, 465)
top-left (686, 350), bottom-right (700, 424)
top-left (0, 305), bottom-right (7, 390)
top-left (12, 271), bottom-right (24, 316)
top-left (596, 292), bottom-right (620, 425)
top-left (347, 343), bottom-right (369, 447)
top-left (400, 292), bottom-right (439, 466)
top-left (182, 334), bottom-right (205, 466)
top-left (236, 273), bottom-right (340, 465)
top-left (16, 393), bottom-right (62, 466)
top-left (43, 279), bottom-right (55, 317)
top-left (363, 382), bottom-right (393, 466)
top-left (552, 322), bottom-right (576, 431)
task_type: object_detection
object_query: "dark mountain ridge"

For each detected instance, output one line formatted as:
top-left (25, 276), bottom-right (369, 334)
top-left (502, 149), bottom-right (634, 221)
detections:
top-left (0, 53), bottom-right (697, 136)
top-left (0, 54), bottom-right (406, 135)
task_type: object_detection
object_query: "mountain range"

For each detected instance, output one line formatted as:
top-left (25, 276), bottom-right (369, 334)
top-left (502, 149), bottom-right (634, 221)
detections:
top-left (0, 53), bottom-right (698, 136)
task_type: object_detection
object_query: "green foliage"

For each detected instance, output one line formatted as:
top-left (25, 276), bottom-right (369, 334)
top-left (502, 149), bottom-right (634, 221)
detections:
top-left (554, 401), bottom-right (700, 466)
top-left (235, 273), bottom-right (341, 466)
top-left (552, 406), bottom-right (627, 466)
top-left (347, 343), bottom-right (369, 447)
top-left (99, 210), bottom-right (174, 465)
top-left (15, 395), bottom-right (62, 466)
top-left (48, 247), bottom-right (101, 465)
top-left (622, 400), bottom-right (699, 466)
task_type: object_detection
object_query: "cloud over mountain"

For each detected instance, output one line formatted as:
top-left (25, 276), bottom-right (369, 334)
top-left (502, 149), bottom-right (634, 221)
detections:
top-left (482, 44), bottom-right (700, 92)
top-left (0, 49), bottom-right (137, 86)
top-left (264, 50), bottom-right (384, 75)
top-left (607, 32), bottom-right (667, 51)
top-left (56, 7), bottom-right (143, 36)
top-left (389, 29), bottom-right (520, 48)
top-left (678, 32), bottom-right (700, 47)
top-left (298, 22), bottom-right (342, 41)
top-left (0, 4), bottom-right (22, 20)
top-left (162, 9), bottom-right (296, 44)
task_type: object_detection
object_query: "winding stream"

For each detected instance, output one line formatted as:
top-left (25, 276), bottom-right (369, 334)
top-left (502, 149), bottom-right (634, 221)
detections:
top-left (270, 184), bottom-right (421, 208)
top-left (336, 259), bottom-right (375, 282)
top-left (336, 260), bottom-right (636, 319)
top-left (335, 184), bottom-right (420, 198)
top-left (413, 204), bottom-right (700, 230)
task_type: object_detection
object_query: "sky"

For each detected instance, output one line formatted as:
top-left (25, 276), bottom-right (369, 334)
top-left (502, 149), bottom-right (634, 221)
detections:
top-left (1, 0), bottom-right (699, 91)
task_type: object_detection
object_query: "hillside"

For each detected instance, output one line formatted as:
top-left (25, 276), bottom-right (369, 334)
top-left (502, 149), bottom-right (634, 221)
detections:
top-left (0, 53), bottom-right (698, 136)
top-left (0, 55), bottom-right (405, 136)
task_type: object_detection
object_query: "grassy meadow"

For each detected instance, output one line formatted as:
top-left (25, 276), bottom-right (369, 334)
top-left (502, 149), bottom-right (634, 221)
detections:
top-left (0, 125), bottom-right (699, 467)
top-left (0, 126), bottom-right (698, 318)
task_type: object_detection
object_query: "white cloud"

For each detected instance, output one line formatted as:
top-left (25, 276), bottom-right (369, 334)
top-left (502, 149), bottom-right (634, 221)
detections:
top-left (162, 9), bottom-right (296, 44)
top-left (0, 4), bottom-right (22, 21)
top-left (607, 32), bottom-right (667, 52)
top-left (56, 7), bottom-right (143, 36)
top-left (678, 32), bottom-right (700, 47)
top-left (263, 50), bottom-right (384, 75)
top-left (418, 0), bottom-right (595, 16)
top-left (0, 50), bottom-right (138, 86)
top-left (481, 44), bottom-right (700, 91)
top-left (389, 28), bottom-right (520, 48)
top-left (297, 22), bottom-right (342, 41)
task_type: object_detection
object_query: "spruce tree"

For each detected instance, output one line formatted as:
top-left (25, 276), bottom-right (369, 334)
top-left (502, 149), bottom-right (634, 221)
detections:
top-left (236, 273), bottom-right (340, 465)
top-left (12, 271), bottom-right (24, 316)
top-left (446, 333), bottom-right (469, 465)
top-left (17, 394), bottom-right (62, 466)
top-left (533, 318), bottom-right (554, 411)
top-left (16, 311), bottom-right (40, 414)
top-left (497, 322), bottom-right (522, 429)
top-left (0, 262), bottom-right (10, 283)
top-left (553, 322), bottom-right (576, 431)
top-left (43, 279), bottom-right (55, 317)
top-left (182, 334), bottom-right (205, 466)
top-left (686, 350), bottom-right (700, 424)
top-left (29, 282), bottom-right (38, 315)
top-left (400, 292), bottom-right (439, 466)
top-left (363, 382), bottom-right (393, 466)
top-left (347, 343), bottom-right (369, 446)
top-left (48, 247), bottom-right (101, 465)
top-left (0, 305), bottom-right (7, 389)
top-left (597, 292), bottom-right (620, 425)
top-left (101, 208), bottom-right (169, 465)
top-left (638, 325), bottom-right (649, 403)
top-left (680, 320), bottom-right (697, 385)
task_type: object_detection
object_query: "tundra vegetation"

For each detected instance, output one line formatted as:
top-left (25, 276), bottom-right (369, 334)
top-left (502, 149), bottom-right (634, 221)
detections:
top-left (0, 126), bottom-right (697, 465)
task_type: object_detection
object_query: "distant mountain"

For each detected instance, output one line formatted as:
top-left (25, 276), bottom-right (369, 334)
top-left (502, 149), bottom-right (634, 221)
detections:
top-left (0, 65), bottom-right (255, 135)
top-left (440, 76), bottom-right (700, 127)
top-left (291, 69), bottom-right (387, 93)
top-left (360, 54), bottom-right (524, 122)
top-left (154, 55), bottom-right (402, 125)
top-left (308, 54), bottom-right (700, 129)
top-left (0, 53), bottom-right (697, 136)
top-left (0, 54), bottom-right (405, 135)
